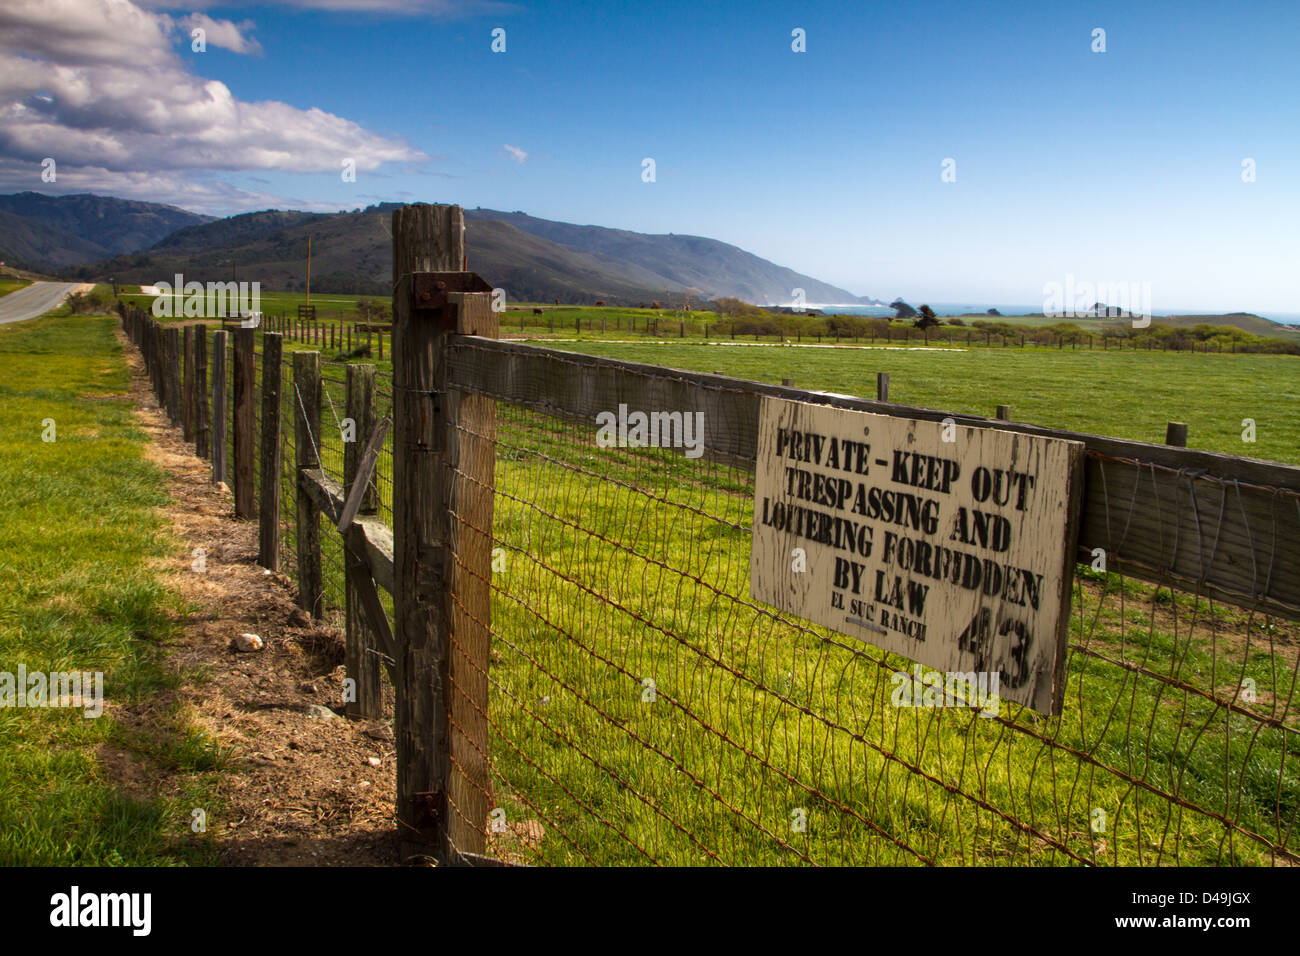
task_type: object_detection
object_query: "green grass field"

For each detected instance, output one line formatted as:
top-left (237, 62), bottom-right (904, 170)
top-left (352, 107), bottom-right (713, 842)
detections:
top-left (0, 280), bottom-right (32, 298)
top-left (0, 307), bottom-right (222, 865)
top-left (547, 341), bottom-right (1300, 465)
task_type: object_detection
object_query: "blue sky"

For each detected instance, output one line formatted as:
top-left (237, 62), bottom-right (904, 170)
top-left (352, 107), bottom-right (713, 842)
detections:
top-left (3, 0), bottom-right (1298, 311)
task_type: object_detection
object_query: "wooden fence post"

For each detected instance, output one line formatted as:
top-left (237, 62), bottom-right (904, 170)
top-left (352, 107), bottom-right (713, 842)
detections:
top-left (166, 327), bottom-right (182, 422)
top-left (153, 323), bottom-right (165, 406)
top-left (182, 326), bottom-right (195, 442)
top-left (877, 372), bottom-right (890, 402)
top-left (211, 330), bottom-right (228, 485)
top-left (194, 326), bottom-right (209, 460)
top-left (258, 333), bottom-right (283, 569)
top-left (233, 328), bottom-right (256, 518)
top-left (344, 363), bottom-right (382, 719)
top-left (193, 329), bottom-right (209, 460)
top-left (996, 404), bottom-right (1011, 421)
top-left (393, 203), bottom-right (455, 860)
top-left (1165, 422), bottom-right (1188, 447)
top-left (392, 202), bottom-right (498, 863)
top-left (294, 351), bottom-right (323, 617)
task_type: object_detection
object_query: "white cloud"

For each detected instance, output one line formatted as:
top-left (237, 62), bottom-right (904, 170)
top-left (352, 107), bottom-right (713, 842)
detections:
top-left (0, 156), bottom-right (347, 214)
top-left (502, 144), bottom-right (527, 164)
top-left (180, 14), bottom-right (263, 56)
top-left (0, 0), bottom-right (427, 211)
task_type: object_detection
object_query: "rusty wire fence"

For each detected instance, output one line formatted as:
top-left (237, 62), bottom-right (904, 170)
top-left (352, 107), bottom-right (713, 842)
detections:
top-left (444, 363), bottom-right (1300, 867)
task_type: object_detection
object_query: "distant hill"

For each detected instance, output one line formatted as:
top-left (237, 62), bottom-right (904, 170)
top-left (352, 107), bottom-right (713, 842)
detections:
top-left (53, 199), bottom-right (879, 307)
top-left (946, 309), bottom-right (1300, 340)
top-left (0, 192), bottom-right (211, 270)
top-left (0, 209), bottom-right (107, 270)
top-left (464, 208), bottom-right (879, 306)
top-left (1155, 312), bottom-right (1300, 339)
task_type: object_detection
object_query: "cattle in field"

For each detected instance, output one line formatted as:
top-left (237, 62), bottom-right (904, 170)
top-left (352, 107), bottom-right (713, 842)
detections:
top-left (532, 308), bottom-right (543, 315)
top-left (595, 300), bottom-right (605, 306)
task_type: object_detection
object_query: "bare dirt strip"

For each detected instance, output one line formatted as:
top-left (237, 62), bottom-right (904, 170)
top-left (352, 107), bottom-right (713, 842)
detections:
top-left (107, 327), bottom-right (402, 866)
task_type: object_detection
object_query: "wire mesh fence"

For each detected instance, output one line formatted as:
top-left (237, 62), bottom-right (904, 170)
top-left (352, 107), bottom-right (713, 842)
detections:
top-left (449, 381), bottom-right (1299, 868)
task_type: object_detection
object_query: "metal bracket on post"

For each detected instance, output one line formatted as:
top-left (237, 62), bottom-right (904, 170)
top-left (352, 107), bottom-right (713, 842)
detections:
top-left (411, 272), bottom-right (493, 331)
top-left (411, 791), bottom-right (442, 832)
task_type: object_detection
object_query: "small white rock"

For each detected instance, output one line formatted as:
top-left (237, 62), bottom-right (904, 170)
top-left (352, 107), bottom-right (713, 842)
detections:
top-left (234, 632), bottom-right (264, 652)
top-left (366, 756), bottom-right (382, 767)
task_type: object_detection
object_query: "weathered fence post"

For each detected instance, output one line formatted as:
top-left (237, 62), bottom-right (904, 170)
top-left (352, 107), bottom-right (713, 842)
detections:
top-left (182, 326), bottom-right (195, 442)
top-left (1165, 421), bottom-right (1188, 447)
top-left (392, 203), bottom-right (496, 863)
top-left (152, 323), bottom-right (165, 405)
top-left (194, 326), bottom-right (209, 460)
top-left (294, 351), bottom-right (323, 617)
top-left (211, 330), bottom-right (228, 485)
top-left (344, 363), bottom-right (382, 719)
top-left (996, 404), bottom-right (1011, 421)
top-left (877, 372), bottom-right (890, 402)
top-left (165, 327), bottom-right (182, 425)
top-left (233, 328), bottom-right (256, 518)
top-left (258, 333), bottom-right (283, 569)
top-left (141, 317), bottom-right (151, 389)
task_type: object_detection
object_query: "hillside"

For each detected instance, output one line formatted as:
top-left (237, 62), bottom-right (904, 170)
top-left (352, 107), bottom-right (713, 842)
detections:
top-left (0, 209), bottom-right (107, 270)
top-left (0, 193), bottom-right (211, 270)
top-left (463, 208), bottom-right (878, 305)
top-left (61, 201), bottom-right (874, 306)
top-left (1156, 312), bottom-right (1300, 339)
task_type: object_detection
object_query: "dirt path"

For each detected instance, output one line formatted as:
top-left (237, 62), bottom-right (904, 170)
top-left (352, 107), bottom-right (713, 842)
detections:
top-left (111, 327), bottom-right (400, 865)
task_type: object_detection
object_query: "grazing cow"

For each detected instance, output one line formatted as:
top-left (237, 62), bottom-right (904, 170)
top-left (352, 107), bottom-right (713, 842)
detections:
top-left (554, 298), bottom-right (560, 305)
top-left (651, 301), bottom-right (661, 309)
top-left (595, 300), bottom-right (606, 306)
top-left (532, 308), bottom-right (543, 315)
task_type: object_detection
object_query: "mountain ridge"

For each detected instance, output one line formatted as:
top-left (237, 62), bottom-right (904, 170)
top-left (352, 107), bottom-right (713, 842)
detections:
top-left (0, 192), bottom-right (877, 306)
top-left (0, 192), bottom-right (212, 269)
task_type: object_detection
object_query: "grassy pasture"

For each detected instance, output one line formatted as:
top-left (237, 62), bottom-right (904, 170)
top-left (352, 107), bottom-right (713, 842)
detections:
top-left (0, 308), bottom-right (221, 865)
top-left (547, 341), bottom-right (1300, 465)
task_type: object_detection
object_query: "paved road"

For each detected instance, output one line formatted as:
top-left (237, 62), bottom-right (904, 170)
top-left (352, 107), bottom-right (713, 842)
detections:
top-left (0, 281), bottom-right (88, 325)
